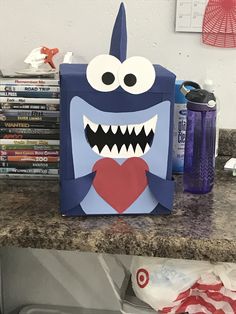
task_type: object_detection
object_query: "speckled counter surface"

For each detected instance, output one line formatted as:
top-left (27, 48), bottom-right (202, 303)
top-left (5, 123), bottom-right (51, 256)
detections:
top-left (0, 157), bottom-right (235, 262)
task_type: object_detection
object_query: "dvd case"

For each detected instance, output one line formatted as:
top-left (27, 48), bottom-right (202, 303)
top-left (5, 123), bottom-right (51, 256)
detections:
top-left (0, 121), bottom-right (59, 129)
top-left (0, 161), bottom-right (59, 168)
top-left (0, 103), bottom-right (59, 110)
top-left (0, 97), bottom-right (59, 104)
top-left (0, 156), bottom-right (59, 162)
top-left (0, 78), bottom-right (59, 86)
top-left (0, 72), bottom-right (60, 179)
top-left (0, 91), bottom-right (59, 98)
top-left (0, 144), bottom-right (59, 150)
top-left (0, 85), bottom-right (59, 92)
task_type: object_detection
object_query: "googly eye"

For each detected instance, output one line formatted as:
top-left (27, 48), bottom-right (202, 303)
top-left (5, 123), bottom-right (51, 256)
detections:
top-left (118, 56), bottom-right (156, 94)
top-left (86, 55), bottom-right (121, 92)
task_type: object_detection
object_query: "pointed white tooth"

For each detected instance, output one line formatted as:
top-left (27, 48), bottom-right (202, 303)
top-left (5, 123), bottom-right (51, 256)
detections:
top-left (134, 124), bottom-right (143, 136)
top-left (101, 124), bottom-right (110, 133)
top-left (135, 144), bottom-right (143, 157)
top-left (120, 125), bottom-right (127, 134)
top-left (92, 145), bottom-right (99, 155)
top-left (128, 125), bottom-right (134, 134)
top-left (100, 145), bottom-right (111, 157)
top-left (110, 144), bottom-right (119, 157)
top-left (111, 125), bottom-right (118, 134)
top-left (119, 144), bottom-right (128, 158)
top-left (83, 116), bottom-right (89, 128)
top-left (144, 143), bottom-right (150, 154)
top-left (144, 120), bottom-right (153, 136)
top-left (151, 115), bottom-right (158, 132)
top-left (127, 144), bottom-right (135, 157)
top-left (88, 120), bottom-right (98, 133)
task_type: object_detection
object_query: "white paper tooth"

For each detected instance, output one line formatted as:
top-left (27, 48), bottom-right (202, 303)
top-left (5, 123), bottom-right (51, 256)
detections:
top-left (144, 121), bottom-right (153, 136)
top-left (83, 116), bottom-right (89, 128)
top-left (144, 115), bottom-right (158, 135)
top-left (119, 144), bottom-right (128, 158)
top-left (144, 143), bottom-right (150, 154)
top-left (88, 120), bottom-right (98, 133)
top-left (92, 145), bottom-right (99, 155)
top-left (135, 144), bottom-right (143, 157)
top-left (151, 115), bottom-right (158, 132)
top-left (127, 144), bottom-right (134, 156)
top-left (110, 144), bottom-right (119, 157)
top-left (120, 125), bottom-right (127, 134)
top-left (100, 145), bottom-right (111, 157)
top-left (111, 125), bottom-right (118, 134)
top-left (128, 125), bottom-right (134, 134)
top-left (101, 124), bottom-right (110, 133)
top-left (84, 115), bottom-right (157, 158)
top-left (134, 124), bottom-right (143, 136)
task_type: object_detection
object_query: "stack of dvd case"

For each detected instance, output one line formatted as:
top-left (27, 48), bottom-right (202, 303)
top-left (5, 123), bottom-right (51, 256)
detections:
top-left (0, 75), bottom-right (60, 179)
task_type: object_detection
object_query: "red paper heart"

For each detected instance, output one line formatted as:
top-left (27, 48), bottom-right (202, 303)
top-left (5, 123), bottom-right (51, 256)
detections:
top-left (92, 157), bottom-right (149, 213)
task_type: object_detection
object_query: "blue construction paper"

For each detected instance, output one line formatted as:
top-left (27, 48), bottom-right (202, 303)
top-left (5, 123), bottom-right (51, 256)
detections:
top-left (59, 2), bottom-right (176, 216)
top-left (146, 171), bottom-right (175, 211)
top-left (109, 3), bottom-right (127, 62)
top-left (60, 172), bottom-right (96, 212)
top-left (69, 97), bottom-right (170, 179)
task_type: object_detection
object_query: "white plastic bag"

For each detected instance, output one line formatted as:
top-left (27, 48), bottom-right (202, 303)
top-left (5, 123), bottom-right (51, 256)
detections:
top-left (131, 257), bottom-right (236, 313)
top-left (131, 257), bottom-right (211, 311)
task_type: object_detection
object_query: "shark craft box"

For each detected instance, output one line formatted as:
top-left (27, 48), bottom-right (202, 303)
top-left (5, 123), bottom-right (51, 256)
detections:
top-left (60, 3), bottom-right (176, 216)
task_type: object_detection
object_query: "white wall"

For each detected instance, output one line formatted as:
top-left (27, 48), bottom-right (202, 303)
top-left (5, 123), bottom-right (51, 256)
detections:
top-left (0, 0), bottom-right (235, 129)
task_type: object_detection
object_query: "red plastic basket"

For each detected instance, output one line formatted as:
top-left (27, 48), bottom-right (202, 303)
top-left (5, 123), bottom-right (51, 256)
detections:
top-left (202, 0), bottom-right (236, 48)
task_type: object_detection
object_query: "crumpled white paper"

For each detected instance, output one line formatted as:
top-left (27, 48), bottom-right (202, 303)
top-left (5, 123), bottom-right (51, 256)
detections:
top-left (24, 47), bottom-right (47, 69)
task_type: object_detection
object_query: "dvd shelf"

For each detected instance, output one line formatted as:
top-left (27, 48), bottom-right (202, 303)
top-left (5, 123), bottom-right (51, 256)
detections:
top-left (0, 75), bottom-right (60, 179)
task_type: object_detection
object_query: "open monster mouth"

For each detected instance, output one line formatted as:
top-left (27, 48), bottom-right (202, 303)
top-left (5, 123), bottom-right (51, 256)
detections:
top-left (83, 115), bottom-right (157, 158)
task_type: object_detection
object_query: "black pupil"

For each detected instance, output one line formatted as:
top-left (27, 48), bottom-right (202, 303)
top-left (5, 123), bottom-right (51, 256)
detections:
top-left (102, 72), bottom-right (115, 85)
top-left (124, 73), bottom-right (137, 87)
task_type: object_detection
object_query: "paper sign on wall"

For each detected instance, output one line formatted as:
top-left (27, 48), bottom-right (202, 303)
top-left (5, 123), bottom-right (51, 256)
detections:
top-left (175, 0), bottom-right (208, 32)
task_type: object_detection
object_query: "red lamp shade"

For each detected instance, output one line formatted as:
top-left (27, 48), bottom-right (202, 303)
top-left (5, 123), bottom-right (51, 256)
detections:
top-left (202, 0), bottom-right (236, 48)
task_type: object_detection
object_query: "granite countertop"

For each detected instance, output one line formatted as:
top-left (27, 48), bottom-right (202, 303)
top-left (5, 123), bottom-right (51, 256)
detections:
top-left (0, 157), bottom-right (235, 262)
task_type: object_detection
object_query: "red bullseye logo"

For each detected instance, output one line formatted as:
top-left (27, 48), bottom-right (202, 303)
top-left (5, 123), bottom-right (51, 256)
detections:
top-left (136, 268), bottom-right (149, 288)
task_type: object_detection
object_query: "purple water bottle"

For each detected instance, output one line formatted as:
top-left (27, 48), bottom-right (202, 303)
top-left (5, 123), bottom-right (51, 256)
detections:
top-left (180, 81), bottom-right (217, 194)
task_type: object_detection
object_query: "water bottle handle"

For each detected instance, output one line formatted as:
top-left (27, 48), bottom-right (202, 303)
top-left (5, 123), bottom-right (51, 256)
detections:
top-left (180, 81), bottom-right (201, 96)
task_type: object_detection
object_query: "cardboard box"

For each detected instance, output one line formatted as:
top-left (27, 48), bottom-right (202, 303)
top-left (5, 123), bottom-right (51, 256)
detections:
top-left (60, 3), bottom-right (175, 216)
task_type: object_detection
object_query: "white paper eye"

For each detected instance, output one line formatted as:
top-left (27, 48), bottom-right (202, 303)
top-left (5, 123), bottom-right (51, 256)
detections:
top-left (118, 56), bottom-right (156, 94)
top-left (86, 55), bottom-right (121, 92)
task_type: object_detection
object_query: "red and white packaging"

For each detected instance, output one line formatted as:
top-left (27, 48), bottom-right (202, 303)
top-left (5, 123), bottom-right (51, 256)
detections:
top-left (131, 257), bottom-right (236, 314)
